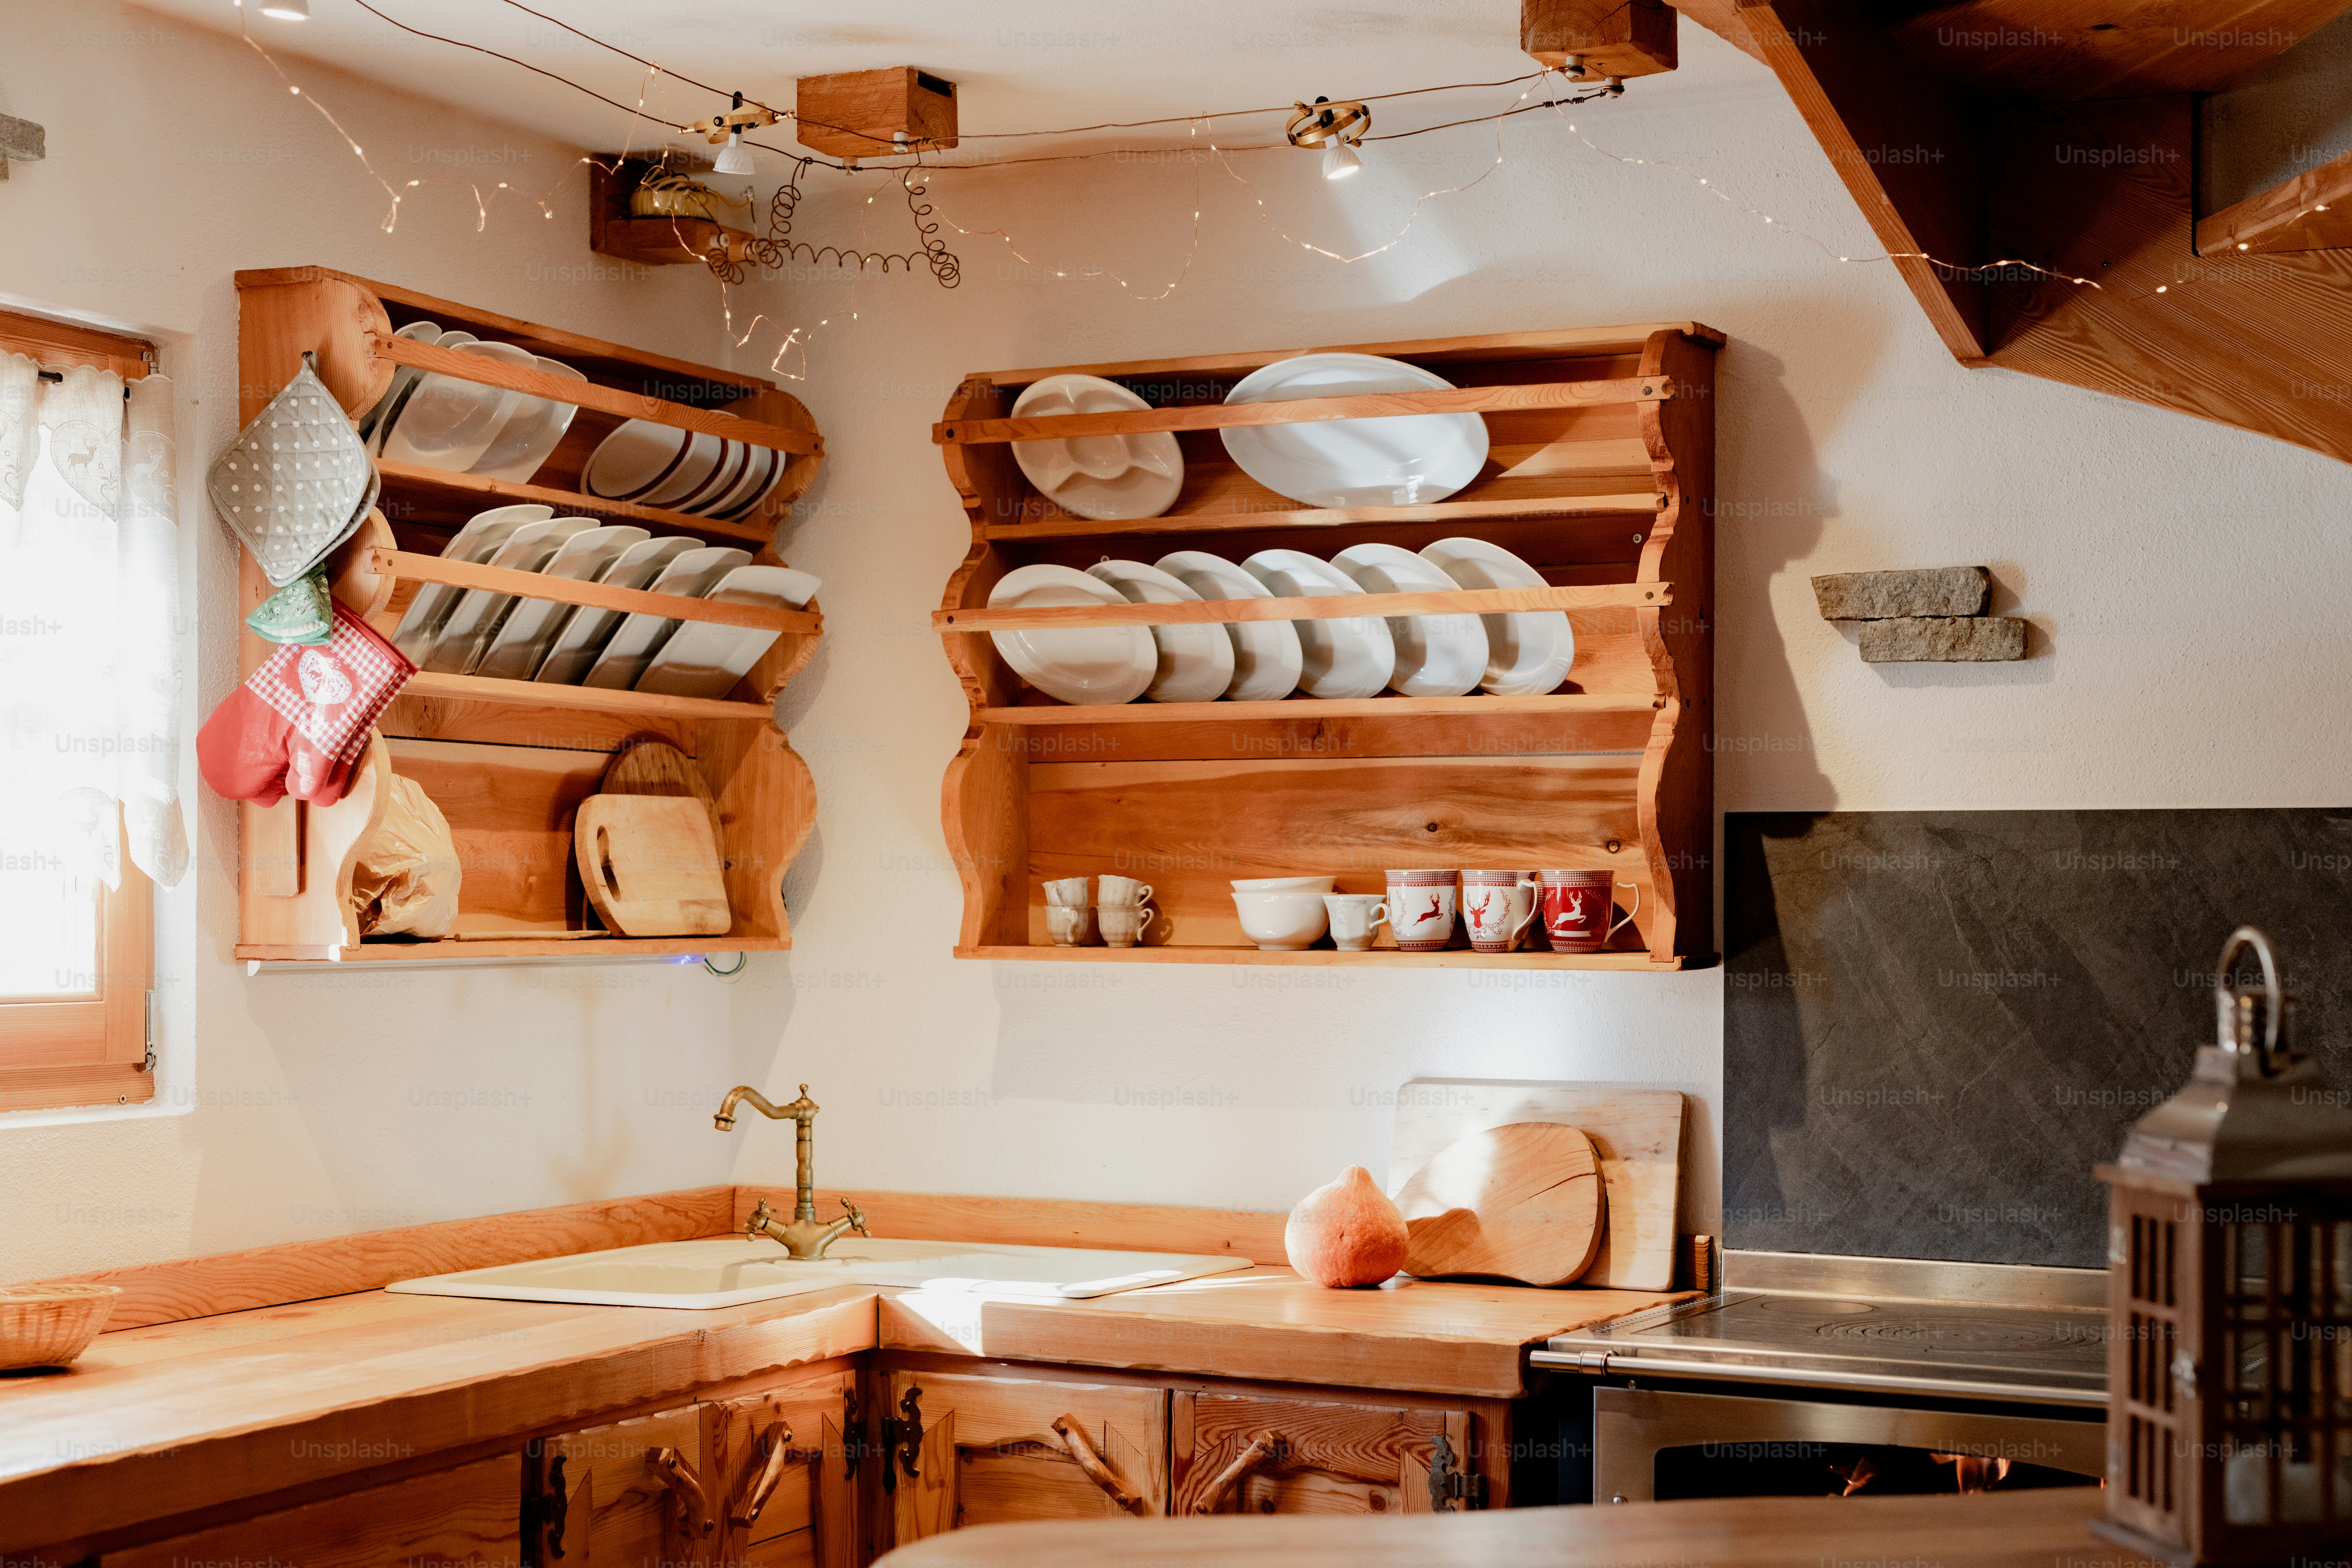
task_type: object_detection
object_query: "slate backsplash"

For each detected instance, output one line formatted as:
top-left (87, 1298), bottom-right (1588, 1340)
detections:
top-left (1724, 809), bottom-right (2352, 1268)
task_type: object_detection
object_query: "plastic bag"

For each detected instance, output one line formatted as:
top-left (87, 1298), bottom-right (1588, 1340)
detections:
top-left (351, 773), bottom-right (461, 938)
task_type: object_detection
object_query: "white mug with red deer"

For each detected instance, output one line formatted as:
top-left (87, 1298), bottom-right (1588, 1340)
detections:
top-left (1461, 870), bottom-right (1538, 954)
top-left (1384, 869), bottom-right (1458, 953)
top-left (1537, 869), bottom-right (1639, 952)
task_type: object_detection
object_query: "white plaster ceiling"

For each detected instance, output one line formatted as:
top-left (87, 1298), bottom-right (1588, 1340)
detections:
top-left (139, 0), bottom-right (1762, 163)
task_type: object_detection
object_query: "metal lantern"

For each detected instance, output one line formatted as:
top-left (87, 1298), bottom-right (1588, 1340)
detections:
top-left (2094, 927), bottom-right (2352, 1565)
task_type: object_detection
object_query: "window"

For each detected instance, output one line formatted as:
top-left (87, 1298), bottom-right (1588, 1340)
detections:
top-left (0, 308), bottom-right (165, 1113)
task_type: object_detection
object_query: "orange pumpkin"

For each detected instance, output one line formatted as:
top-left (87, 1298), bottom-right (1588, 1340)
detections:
top-left (1284, 1165), bottom-right (1409, 1288)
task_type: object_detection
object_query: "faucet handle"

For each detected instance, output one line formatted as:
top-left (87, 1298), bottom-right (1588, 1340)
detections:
top-left (838, 1198), bottom-right (870, 1236)
top-left (746, 1199), bottom-right (773, 1237)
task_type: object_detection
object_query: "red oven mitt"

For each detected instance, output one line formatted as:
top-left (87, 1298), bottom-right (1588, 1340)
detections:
top-left (198, 601), bottom-right (413, 809)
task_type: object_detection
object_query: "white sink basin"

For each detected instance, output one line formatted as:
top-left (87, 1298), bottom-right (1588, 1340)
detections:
top-left (388, 1236), bottom-right (1254, 1309)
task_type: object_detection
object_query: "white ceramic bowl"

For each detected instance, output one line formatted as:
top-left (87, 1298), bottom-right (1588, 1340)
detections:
top-left (1231, 875), bottom-right (1336, 894)
top-left (639, 430), bottom-right (727, 510)
top-left (1232, 891), bottom-right (1330, 950)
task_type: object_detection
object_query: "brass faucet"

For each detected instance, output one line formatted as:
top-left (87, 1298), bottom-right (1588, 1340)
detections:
top-left (714, 1083), bottom-right (870, 1260)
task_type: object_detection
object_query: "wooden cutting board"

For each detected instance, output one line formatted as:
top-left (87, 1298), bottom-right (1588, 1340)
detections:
top-left (1394, 1123), bottom-right (1604, 1287)
top-left (1387, 1079), bottom-right (1685, 1291)
top-left (574, 795), bottom-right (730, 936)
top-left (601, 738), bottom-right (722, 846)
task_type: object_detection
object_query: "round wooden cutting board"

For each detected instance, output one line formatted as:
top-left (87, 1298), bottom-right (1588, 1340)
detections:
top-left (1393, 1122), bottom-right (1606, 1287)
top-left (601, 737), bottom-right (722, 845)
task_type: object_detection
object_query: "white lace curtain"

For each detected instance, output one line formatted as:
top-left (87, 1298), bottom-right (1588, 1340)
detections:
top-left (0, 353), bottom-right (188, 889)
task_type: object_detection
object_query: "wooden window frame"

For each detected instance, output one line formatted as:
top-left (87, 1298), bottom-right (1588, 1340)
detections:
top-left (0, 307), bottom-right (161, 1114)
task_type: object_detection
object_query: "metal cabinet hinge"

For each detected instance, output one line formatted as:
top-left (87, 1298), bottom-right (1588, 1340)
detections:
top-left (141, 989), bottom-right (155, 1072)
top-left (842, 1386), bottom-right (864, 1481)
top-left (524, 1451), bottom-right (570, 1560)
top-left (1427, 1432), bottom-right (1484, 1512)
top-left (879, 1384), bottom-right (924, 1494)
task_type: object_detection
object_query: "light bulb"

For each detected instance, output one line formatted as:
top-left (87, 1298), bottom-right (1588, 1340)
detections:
top-left (713, 130), bottom-right (755, 177)
top-left (1322, 139), bottom-right (1362, 181)
top-left (259, 0), bottom-right (309, 16)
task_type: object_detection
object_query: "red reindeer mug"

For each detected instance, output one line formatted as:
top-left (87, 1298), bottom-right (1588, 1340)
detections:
top-left (1537, 869), bottom-right (1639, 952)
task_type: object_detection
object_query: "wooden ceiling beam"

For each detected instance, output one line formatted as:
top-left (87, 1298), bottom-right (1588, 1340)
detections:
top-left (2197, 145), bottom-right (2352, 254)
top-left (1731, 0), bottom-right (1990, 359)
top-left (1891, 0), bottom-right (2352, 99)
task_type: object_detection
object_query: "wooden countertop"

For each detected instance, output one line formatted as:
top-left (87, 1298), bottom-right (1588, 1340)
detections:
top-left (873, 1490), bottom-right (2156, 1568)
top-left (1, 1185), bottom-right (1686, 1553)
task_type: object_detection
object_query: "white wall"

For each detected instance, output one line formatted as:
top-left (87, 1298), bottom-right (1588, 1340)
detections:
top-left (13, 6), bottom-right (2352, 1281)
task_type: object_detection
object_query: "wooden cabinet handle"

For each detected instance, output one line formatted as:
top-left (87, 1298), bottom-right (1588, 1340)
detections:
top-left (647, 1445), bottom-right (717, 1536)
top-left (1192, 1433), bottom-right (1284, 1515)
top-left (731, 1420), bottom-right (797, 1528)
top-left (1051, 1414), bottom-right (1151, 1516)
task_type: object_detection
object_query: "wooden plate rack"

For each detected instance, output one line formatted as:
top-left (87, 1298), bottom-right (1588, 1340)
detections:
top-left (230, 267), bottom-right (823, 963)
top-left (933, 323), bottom-right (1719, 968)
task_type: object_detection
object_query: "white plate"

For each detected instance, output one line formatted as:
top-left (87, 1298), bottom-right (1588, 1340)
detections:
top-left (1240, 549), bottom-right (1395, 700)
top-left (388, 503), bottom-right (555, 663)
top-left (1011, 374), bottom-right (1183, 522)
top-left (1085, 560), bottom-right (1233, 704)
top-left (986, 565), bottom-right (1155, 707)
top-left (473, 525), bottom-right (651, 681)
top-left (634, 565), bottom-right (820, 700)
top-left (423, 516), bottom-right (599, 674)
top-left (700, 437), bottom-right (780, 520)
top-left (1420, 536), bottom-right (1576, 697)
top-left (1331, 541), bottom-right (1489, 698)
top-left (1152, 551), bottom-right (1304, 703)
top-left (534, 536), bottom-right (701, 685)
top-left (359, 319), bottom-right (439, 441)
top-left (584, 419), bottom-right (688, 500)
top-left (469, 354), bottom-right (585, 484)
top-left (582, 546), bottom-right (753, 690)
top-left (672, 438), bottom-right (748, 516)
top-left (1221, 352), bottom-right (1488, 508)
top-left (639, 430), bottom-right (727, 511)
top-left (381, 340), bottom-right (528, 473)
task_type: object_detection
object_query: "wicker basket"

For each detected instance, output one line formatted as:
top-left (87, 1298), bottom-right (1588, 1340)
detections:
top-left (0, 1283), bottom-right (122, 1369)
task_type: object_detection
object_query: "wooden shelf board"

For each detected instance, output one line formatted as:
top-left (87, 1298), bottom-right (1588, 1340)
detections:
top-left (956, 944), bottom-right (1686, 969)
top-left (235, 266), bottom-right (777, 398)
top-left (376, 550), bottom-right (819, 635)
top-left (237, 935), bottom-right (789, 962)
top-left (2196, 144), bottom-right (2352, 256)
top-left (973, 323), bottom-right (1726, 386)
top-left (974, 693), bottom-right (1659, 726)
top-left (979, 491), bottom-right (1663, 541)
top-left (374, 460), bottom-right (777, 546)
top-left (939, 582), bottom-right (1666, 633)
top-left (398, 671), bottom-right (775, 724)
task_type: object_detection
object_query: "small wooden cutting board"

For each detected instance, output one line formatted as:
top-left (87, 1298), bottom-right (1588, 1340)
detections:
top-left (1393, 1122), bottom-right (1605, 1287)
top-left (574, 794), bottom-right (730, 936)
top-left (601, 737), bottom-right (722, 846)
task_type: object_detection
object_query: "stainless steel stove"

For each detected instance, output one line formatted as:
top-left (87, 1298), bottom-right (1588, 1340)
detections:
top-left (1529, 1252), bottom-right (2111, 1503)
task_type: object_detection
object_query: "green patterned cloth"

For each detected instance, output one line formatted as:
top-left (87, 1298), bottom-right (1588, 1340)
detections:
top-left (245, 565), bottom-right (335, 645)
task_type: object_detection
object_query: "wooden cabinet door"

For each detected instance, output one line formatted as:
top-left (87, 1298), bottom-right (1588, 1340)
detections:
top-left (531, 1403), bottom-right (712, 1567)
top-left (882, 1368), bottom-right (1169, 1545)
top-left (103, 1453), bottom-right (523, 1567)
top-left (1171, 1391), bottom-right (1475, 1517)
top-left (710, 1366), bottom-right (859, 1568)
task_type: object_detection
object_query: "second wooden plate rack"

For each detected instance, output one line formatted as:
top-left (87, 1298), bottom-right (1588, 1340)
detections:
top-left (933, 323), bottom-right (1720, 969)
top-left (232, 267), bottom-right (823, 963)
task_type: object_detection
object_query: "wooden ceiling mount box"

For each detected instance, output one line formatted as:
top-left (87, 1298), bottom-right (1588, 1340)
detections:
top-left (930, 324), bottom-right (1721, 970)
top-left (230, 267), bottom-right (824, 962)
top-left (1522, 0), bottom-right (1677, 79)
top-left (796, 67), bottom-right (958, 162)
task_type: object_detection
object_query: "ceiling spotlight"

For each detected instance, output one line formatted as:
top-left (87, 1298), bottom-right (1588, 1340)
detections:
top-left (1286, 96), bottom-right (1371, 181)
top-left (693, 91), bottom-right (781, 177)
top-left (713, 130), bottom-right (755, 176)
top-left (258, 0), bottom-right (310, 16)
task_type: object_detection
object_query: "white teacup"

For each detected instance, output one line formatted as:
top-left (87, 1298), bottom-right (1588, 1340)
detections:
top-left (1098, 874), bottom-right (1153, 907)
top-left (1045, 876), bottom-right (1091, 908)
top-left (1046, 905), bottom-right (1095, 946)
top-left (1322, 894), bottom-right (1389, 952)
top-left (1098, 904), bottom-right (1155, 948)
